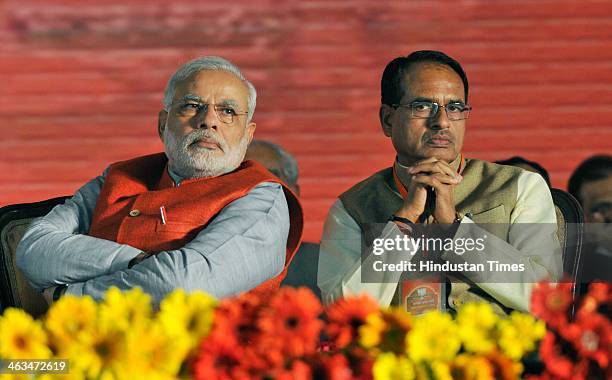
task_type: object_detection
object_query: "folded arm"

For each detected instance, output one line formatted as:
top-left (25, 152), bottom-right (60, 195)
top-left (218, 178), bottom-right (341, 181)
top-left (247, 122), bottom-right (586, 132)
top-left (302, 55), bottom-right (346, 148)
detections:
top-left (16, 168), bottom-right (142, 291)
top-left (65, 182), bottom-right (290, 304)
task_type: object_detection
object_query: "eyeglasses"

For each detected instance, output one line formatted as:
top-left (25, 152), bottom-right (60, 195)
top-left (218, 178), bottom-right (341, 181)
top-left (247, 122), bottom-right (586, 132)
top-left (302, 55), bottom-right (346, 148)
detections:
top-left (391, 101), bottom-right (472, 121)
top-left (175, 102), bottom-right (248, 124)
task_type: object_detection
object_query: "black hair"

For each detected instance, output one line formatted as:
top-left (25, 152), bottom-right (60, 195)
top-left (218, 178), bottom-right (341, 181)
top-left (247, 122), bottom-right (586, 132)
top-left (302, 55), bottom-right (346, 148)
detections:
top-left (381, 50), bottom-right (469, 106)
top-left (495, 156), bottom-right (551, 187)
top-left (568, 155), bottom-right (612, 204)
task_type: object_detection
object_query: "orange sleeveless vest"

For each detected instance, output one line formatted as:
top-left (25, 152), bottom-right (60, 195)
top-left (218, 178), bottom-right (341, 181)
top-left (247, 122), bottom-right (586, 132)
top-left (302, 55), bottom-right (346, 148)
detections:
top-left (88, 152), bottom-right (303, 295)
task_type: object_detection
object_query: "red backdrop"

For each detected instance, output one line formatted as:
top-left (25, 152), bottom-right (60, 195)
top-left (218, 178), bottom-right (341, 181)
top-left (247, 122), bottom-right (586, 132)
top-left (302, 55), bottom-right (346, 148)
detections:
top-left (2, 0), bottom-right (612, 241)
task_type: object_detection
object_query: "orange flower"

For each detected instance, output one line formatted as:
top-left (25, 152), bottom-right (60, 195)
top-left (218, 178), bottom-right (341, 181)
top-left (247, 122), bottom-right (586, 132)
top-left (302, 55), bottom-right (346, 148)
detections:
top-left (192, 331), bottom-right (248, 380)
top-left (576, 282), bottom-right (611, 319)
top-left (344, 347), bottom-right (374, 380)
top-left (211, 293), bottom-right (278, 374)
top-left (450, 354), bottom-right (495, 380)
top-left (567, 314), bottom-right (611, 369)
top-left (258, 287), bottom-right (323, 357)
top-left (539, 332), bottom-right (588, 380)
top-left (531, 281), bottom-right (574, 329)
top-left (213, 293), bottom-right (263, 346)
top-left (308, 354), bottom-right (353, 380)
top-left (326, 294), bottom-right (380, 349)
top-left (485, 350), bottom-right (523, 380)
top-left (273, 359), bottom-right (311, 380)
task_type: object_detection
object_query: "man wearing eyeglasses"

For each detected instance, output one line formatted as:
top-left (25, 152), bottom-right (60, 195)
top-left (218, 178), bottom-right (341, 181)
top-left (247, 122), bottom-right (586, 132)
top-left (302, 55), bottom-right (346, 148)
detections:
top-left (17, 56), bottom-right (303, 305)
top-left (318, 50), bottom-right (562, 314)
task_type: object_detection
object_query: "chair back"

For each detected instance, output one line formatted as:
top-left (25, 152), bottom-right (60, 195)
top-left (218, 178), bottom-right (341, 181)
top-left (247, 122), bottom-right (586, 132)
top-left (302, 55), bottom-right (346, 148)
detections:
top-left (550, 188), bottom-right (584, 299)
top-left (0, 196), bottom-right (69, 316)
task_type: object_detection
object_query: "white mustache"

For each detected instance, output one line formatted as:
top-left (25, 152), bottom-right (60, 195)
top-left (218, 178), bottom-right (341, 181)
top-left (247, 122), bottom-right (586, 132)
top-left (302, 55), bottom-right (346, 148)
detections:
top-left (185, 130), bottom-right (226, 151)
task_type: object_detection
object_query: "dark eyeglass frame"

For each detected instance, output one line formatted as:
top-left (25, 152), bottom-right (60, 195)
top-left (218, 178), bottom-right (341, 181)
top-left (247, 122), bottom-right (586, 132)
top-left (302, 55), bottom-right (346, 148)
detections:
top-left (174, 102), bottom-right (249, 124)
top-left (391, 100), bottom-right (472, 121)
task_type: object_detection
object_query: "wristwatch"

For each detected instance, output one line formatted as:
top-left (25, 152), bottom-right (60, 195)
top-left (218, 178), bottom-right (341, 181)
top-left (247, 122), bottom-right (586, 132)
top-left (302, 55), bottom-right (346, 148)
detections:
top-left (52, 285), bottom-right (67, 302)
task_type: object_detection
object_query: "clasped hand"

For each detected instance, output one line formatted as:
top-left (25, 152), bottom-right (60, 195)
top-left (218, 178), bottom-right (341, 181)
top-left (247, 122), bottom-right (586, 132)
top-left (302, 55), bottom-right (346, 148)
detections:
top-left (395, 157), bottom-right (462, 224)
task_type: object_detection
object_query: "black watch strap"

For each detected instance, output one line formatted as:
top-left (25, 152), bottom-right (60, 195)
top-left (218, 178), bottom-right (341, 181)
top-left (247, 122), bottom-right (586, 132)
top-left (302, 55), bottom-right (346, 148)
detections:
top-left (389, 215), bottom-right (416, 226)
top-left (53, 285), bottom-right (67, 301)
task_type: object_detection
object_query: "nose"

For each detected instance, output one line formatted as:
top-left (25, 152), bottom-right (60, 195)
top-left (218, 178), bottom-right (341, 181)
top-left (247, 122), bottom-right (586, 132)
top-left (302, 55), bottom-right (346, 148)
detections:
top-left (194, 105), bottom-right (219, 131)
top-left (427, 105), bottom-right (450, 130)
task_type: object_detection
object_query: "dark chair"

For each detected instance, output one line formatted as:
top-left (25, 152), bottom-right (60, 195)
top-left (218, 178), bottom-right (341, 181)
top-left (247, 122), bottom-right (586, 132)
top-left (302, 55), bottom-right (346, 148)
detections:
top-left (0, 196), bottom-right (69, 316)
top-left (281, 241), bottom-right (321, 300)
top-left (550, 188), bottom-right (584, 301)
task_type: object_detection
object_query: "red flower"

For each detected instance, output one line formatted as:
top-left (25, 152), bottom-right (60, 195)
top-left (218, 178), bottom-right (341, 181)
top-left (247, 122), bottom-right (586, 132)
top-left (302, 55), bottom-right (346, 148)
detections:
top-left (273, 360), bottom-right (311, 380)
top-left (577, 282), bottom-right (612, 319)
top-left (344, 347), bottom-right (374, 380)
top-left (308, 354), bottom-right (353, 380)
top-left (209, 293), bottom-right (279, 375)
top-left (214, 292), bottom-right (264, 346)
top-left (539, 331), bottom-right (589, 380)
top-left (193, 332), bottom-right (249, 380)
top-left (531, 281), bottom-right (574, 329)
top-left (570, 314), bottom-right (612, 369)
top-left (258, 287), bottom-right (323, 357)
top-left (326, 294), bottom-right (380, 349)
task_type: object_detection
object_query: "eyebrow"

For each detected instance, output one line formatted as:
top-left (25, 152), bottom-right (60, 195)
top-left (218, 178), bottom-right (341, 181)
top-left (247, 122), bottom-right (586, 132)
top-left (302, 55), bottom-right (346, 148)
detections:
top-left (217, 99), bottom-right (240, 108)
top-left (411, 97), bottom-right (465, 104)
top-left (180, 94), bottom-right (241, 108)
top-left (181, 94), bottom-right (203, 103)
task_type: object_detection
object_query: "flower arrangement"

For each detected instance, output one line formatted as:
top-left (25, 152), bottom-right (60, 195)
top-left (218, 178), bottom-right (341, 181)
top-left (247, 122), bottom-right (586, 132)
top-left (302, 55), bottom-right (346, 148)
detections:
top-left (528, 281), bottom-right (611, 380)
top-left (0, 282), bottom-right (608, 379)
top-left (0, 287), bottom-right (216, 379)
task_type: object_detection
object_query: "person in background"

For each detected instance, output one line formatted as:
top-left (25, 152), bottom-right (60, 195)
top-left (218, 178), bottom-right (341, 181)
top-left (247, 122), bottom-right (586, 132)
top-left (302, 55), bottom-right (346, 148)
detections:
top-left (495, 156), bottom-right (551, 187)
top-left (245, 140), bottom-right (321, 299)
top-left (568, 155), bottom-right (612, 284)
top-left (17, 56), bottom-right (303, 306)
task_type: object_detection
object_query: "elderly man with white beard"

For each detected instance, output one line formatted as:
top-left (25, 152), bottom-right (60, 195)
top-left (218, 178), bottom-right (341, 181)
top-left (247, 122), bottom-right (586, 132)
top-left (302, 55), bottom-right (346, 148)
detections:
top-left (16, 56), bottom-right (303, 305)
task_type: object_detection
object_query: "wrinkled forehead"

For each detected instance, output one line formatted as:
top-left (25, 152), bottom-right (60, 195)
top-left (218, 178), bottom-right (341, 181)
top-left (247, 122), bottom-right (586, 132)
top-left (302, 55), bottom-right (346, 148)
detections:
top-left (173, 69), bottom-right (249, 106)
top-left (402, 63), bottom-right (465, 102)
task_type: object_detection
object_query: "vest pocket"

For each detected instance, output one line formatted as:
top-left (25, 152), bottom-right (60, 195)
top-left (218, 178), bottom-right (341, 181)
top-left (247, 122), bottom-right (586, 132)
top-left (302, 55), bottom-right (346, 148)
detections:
top-left (155, 220), bottom-right (198, 233)
top-left (468, 204), bottom-right (506, 224)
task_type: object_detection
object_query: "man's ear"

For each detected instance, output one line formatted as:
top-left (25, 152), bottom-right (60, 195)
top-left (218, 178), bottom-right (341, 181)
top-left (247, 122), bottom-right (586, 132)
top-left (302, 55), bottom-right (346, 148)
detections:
top-left (380, 104), bottom-right (394, 137)
top-left (158, 109), bottom-right (168, 140)
top-left (246, 121), bottom-right (257, 144)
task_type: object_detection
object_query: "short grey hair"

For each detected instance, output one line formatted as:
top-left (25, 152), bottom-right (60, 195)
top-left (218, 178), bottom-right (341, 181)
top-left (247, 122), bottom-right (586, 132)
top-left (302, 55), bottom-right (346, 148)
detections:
top-left (250, 140), bottom-right (299, 186)
top-left (163, 56), bottom-right (257, 122)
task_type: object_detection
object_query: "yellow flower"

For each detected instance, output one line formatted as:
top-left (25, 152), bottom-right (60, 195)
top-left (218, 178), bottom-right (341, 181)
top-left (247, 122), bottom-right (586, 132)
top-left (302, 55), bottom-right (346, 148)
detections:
top-left (497, 311), bottom-right (545, 361)
top-left (70, 323), bottom-right (131, 380)
top-left (373, 352), bottom-right (414, 380)
top-left (359, 307), bottom-right (412, 354)
top-left (360, 313), bottom-right (387, 349)
top-left (0, 308), bottom-right (51, 359)
top-left (456, 303), bottom-right (498, 354)
top-left (450, 354), bottom-right (494, 380)
top-left (407, 311), bottom-right (460, 363)
top-left (44, 294), bottom-right (98, 351)
top-left (99, 287), bottom-right (152, 332)
top-left (157, 289), bottom-right (216, 347)
top-left (127, 320), bottom-right (191, 376)
top-left (429, 361), bottom-right (453, 380)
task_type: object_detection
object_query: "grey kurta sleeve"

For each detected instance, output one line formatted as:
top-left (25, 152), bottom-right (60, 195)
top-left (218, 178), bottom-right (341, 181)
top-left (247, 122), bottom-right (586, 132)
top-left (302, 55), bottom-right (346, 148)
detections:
top-left (16, 168), bottom-right (143, 291)
top-left (65, 182), bottom-right (290, 304)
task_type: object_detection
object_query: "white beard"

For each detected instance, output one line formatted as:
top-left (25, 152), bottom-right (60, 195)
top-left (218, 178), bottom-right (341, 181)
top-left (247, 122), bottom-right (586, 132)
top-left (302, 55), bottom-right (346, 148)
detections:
top-left (163, 127), bottom-right (249, 179)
